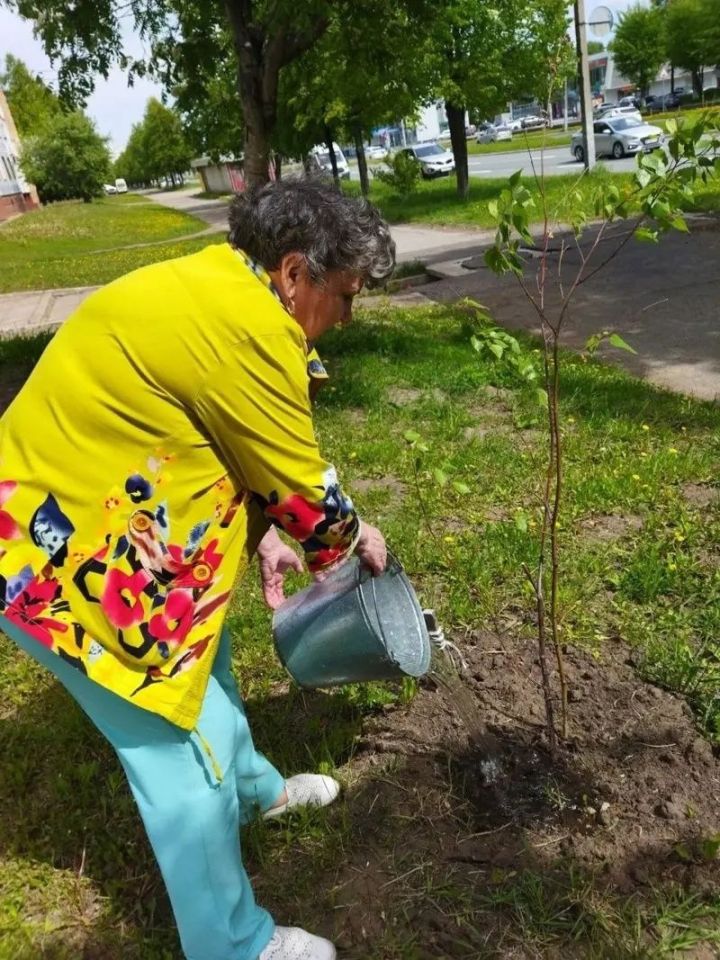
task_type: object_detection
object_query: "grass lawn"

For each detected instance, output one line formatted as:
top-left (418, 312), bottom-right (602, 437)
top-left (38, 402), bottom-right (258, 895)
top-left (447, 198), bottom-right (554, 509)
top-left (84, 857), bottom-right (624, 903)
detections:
top-left (1, 308), bottom-right (720, 957)
top-left (350, 167), bottom-right (637, 227)
top-left (0, 195), bottom-right (208, 293)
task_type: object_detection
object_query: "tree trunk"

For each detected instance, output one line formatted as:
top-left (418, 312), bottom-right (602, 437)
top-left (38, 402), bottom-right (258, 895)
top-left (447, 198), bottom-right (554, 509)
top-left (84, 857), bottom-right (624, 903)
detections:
top-left (353, 122), bottom-right (369, 197)
top-left (223, 0), bottom-right (331, 191)
top-left (274, 153), bottom-right (282, 181)
top-left (445, 101), bottom-right (469, 201)
top-left (324, 125), bottom-right (340, 188)
top-left (692, 68), bottom-right (703, 99)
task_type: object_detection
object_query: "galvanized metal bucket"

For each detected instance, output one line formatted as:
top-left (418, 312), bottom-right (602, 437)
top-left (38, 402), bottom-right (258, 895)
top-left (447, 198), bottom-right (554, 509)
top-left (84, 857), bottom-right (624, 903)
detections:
top-left (272, 553), bottom-right (431, 688)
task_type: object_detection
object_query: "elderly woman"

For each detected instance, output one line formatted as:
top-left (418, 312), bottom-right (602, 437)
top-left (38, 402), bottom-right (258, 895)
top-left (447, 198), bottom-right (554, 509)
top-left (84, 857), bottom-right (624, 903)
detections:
top-left (0, 180), bottom-right (395, 960)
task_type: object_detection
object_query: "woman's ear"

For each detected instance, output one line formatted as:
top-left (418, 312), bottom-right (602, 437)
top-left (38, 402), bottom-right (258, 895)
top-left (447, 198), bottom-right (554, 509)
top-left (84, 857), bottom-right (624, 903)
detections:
top-left (276, 252), bottom-right (307, 314)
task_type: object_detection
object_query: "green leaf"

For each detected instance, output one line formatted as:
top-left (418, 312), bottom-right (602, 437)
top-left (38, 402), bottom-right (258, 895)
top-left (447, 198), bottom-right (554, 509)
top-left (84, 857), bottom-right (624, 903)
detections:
top-left (665, 119), bottom-right (677, 136)
top-left (488, 341), bottom-right (504, 360)
top-left (671, 215), bottom-right (689, 233)
top-left (608, 333), bottom-right (637, 355)
top-left (433, 468), bottom-right (448, 487)
top-left (404, 429), bottom-right (421, 444)
top-left (635, 226), bottom-right (659, 243)
top-left (635, 167), bottom-right (652, 189)
top-left (514, 511), bottom-right (528, 533)
top-left (452, 481), bottom-right (471, 495)
top-left (536, 387), bottom-right (548, 408)
top-left (487, 199), bottom-right (499, 220)
top-left (509, 169), bottom-right (522, 188)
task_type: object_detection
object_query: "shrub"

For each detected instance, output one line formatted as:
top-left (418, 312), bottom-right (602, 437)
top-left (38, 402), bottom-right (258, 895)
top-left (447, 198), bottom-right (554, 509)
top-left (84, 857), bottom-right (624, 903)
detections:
top-left (372, 151), bottom-right (422, 198)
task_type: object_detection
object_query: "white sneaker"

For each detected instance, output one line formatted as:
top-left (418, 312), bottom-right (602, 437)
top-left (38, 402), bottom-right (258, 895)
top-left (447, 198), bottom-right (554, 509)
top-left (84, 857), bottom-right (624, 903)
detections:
top-left (258, 926), bottom-right (336, 960)
top-left (263, 774), bottom-right (340, 820)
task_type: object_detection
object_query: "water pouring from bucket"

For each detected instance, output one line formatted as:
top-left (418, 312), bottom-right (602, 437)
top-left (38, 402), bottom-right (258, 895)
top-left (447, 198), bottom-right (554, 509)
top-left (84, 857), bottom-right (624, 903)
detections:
top-left (272, 552), bottom-right (499, 765)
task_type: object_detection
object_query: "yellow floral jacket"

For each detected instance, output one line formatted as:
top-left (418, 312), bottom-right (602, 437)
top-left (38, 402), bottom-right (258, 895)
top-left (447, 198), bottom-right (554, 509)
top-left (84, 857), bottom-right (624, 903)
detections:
top-left (0, 244), bottom-right (358, 729)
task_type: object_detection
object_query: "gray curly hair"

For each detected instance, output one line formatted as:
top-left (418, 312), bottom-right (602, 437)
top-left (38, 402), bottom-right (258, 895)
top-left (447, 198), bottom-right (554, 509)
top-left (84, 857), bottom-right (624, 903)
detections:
top-left (227, 179), bottom-right (395, 288)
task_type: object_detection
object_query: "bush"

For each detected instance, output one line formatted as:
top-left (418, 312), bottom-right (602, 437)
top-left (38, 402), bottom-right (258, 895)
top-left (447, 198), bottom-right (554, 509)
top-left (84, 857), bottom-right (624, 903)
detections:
top-left (372, 151), bottom-right (422, 198)
top-left (20, 110), bottom-right (111, 203)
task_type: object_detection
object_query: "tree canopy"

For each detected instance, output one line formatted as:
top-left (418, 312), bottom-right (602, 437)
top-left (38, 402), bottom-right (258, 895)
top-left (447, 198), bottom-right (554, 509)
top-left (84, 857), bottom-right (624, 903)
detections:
top-left (115, 99), bottom-right (192, 187)
top-left (0, 53), bottom-right (61, 137)
top-left (610, 3), bottom-right (666, 97)
top-left (1, 0), bottom-right (339, 187)
top-left (665, 0), bottom-right (720, 98)
top-left (19, 109), bottom-right (111, 202)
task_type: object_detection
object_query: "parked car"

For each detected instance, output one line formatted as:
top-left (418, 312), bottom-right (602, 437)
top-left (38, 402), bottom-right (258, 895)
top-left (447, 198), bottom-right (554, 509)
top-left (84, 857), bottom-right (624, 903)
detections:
top-left (465, 124), bottom-right (477, 138)
top-left (398, 142), bottom-right (455, 178)
top-left (645, 92), bottom-right (682, 112)
top-left (619, 95), bottom-right (642, 109)
top-left (520, 114), bottom-right (548, 130)
top-left (308, 142), bottom-right (351, 179)
top-left (597, 106), bottom-right (643, 126)
top-left (103, 183), bottom-right (117, 195)
top-left (476, 122), bottom-right (512, 144)
top-left (571, 117), bottom-right (663, 162)
top-left (365, 145), bottom-right (387, 160)
top-left (507, 117), bottom-right (524, 132)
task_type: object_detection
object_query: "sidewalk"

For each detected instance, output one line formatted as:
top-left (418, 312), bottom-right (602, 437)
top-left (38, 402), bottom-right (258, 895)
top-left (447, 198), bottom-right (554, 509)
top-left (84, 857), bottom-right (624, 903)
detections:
top-left (0, 186), bottom-right (496, 339)
top-left (1, 191), bottom-right (718, 402)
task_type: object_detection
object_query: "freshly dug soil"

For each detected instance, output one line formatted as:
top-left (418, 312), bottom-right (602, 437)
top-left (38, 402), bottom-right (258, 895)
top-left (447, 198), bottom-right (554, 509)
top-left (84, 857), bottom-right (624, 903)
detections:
top-left (289, 630), bottom-right (720, 958)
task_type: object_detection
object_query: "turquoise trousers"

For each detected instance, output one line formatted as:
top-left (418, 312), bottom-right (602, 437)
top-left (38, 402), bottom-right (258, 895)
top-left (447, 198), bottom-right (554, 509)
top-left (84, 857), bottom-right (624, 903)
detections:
top-left (0, 615), bottom-right (284, 960)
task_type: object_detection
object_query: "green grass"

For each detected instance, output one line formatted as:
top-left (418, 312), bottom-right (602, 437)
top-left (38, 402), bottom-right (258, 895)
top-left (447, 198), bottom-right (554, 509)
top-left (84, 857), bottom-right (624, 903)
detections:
top-left (0, 234), bottom-right (225, 293)
top-left (2, 306), bottom-right (719, 956)
top-left (0, 195), bottom-right (209, 293)
top-left (348, 167), bottom-right (637, 227)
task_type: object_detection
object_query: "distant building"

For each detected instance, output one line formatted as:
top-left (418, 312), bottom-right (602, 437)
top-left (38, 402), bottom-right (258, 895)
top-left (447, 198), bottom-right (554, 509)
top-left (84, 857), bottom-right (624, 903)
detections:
top-left (0, 90), bottom-right (39, 221)
top-left (590, 51), bottom-right (719, 103)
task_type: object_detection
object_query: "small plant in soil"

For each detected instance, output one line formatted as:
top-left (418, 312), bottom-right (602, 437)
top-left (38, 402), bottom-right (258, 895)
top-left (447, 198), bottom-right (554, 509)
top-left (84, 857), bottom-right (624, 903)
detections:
top-left (483, 110), bottom-right (720, 750)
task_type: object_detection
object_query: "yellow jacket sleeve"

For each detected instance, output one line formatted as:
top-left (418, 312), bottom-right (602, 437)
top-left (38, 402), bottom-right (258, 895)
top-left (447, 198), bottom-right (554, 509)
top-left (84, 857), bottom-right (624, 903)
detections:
top-left (192, 333), bottom-right (359, 572)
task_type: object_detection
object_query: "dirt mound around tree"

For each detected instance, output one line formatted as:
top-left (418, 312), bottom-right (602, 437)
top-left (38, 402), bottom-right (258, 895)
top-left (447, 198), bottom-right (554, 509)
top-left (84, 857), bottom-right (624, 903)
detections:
top-left (324, 632), bottom-right (720, 956)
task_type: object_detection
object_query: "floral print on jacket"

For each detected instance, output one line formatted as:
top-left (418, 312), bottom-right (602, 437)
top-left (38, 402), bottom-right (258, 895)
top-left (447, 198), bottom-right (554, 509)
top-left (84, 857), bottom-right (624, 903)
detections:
top-left (0, 243), bottom-right (359, 729)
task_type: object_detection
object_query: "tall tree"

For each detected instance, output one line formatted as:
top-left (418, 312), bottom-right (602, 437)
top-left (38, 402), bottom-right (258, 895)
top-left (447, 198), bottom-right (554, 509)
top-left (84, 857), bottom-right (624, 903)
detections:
top-left (19, 110), bottom-right (111, 202)
top-left (665, 0), bottom-right (720, 98)
top-left (429, 0), bottom-right (573, 200)
top-left (0, 54), bottom-right (61, 137)
top-left (610, 3), bottom-right (666, 97)
top-left (143, 98), bottom-right (193, 185)
top-left (0, 0), bottom-right (337, 187)
top-left (115, 99), bottom-right (192, 186)
top-left (275, 0), bottom-right (433, 196)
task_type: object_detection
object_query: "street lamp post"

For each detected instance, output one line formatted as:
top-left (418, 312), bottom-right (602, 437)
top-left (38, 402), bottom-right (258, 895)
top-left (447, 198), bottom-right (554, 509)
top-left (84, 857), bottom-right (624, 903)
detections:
top-left (574, 0), bottom-right (596, 171)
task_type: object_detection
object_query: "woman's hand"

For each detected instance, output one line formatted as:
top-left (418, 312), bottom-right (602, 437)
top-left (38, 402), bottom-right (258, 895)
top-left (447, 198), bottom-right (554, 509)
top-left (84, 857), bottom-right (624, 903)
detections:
top-left (257, 527), bottom-right (304, 610)
top-left (354, 521), bottom-right (387, 576)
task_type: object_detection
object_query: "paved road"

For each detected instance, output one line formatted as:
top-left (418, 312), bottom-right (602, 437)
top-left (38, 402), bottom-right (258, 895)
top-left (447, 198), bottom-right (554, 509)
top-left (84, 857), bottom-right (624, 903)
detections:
top-left (413, 219), bottom-right (720, 402)
top-left (349, 148), bottom-right (640, 182)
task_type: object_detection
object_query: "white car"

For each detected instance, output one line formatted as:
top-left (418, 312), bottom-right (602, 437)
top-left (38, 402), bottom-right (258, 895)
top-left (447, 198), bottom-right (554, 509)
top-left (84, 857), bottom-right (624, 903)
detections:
top-left (308, 142), bottom-right (351, 179)
top-left (365, 145), bottom-right (387, 159)
top-left (476, 122), bottom-right (512, 144)
top-left (571, 117), bottom-right (663, 162)
top-left (103, 183), bottom-right (117, 195)
top-left (507, 118), bottom-right (524, 132)
top-left (595, 104), bottom-right (643, 125)
top-left (398, 142), bottom-right (455, 178)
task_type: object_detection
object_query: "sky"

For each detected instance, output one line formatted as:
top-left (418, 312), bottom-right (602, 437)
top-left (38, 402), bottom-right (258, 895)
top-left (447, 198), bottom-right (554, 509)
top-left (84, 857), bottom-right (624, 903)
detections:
top-left (0, 8), bottom-right (165, 157)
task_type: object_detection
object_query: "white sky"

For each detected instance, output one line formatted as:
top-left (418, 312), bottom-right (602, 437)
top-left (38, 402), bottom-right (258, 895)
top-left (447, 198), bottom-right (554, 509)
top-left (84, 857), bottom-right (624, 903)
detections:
top-left (0, 8), bottom-right (165, 157)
